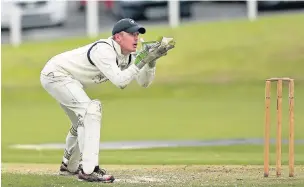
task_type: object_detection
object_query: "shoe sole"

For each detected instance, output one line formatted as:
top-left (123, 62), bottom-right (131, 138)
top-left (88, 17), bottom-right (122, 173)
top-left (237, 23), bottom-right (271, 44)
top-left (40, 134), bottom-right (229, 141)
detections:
top-left (77, 178), bottom-right (115, 183)
top-left (59, 171), bottom-right (78, 176)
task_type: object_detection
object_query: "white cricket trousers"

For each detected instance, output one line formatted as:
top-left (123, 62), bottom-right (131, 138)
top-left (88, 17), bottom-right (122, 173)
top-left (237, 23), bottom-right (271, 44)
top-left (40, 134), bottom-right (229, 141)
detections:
top-left (40, 71), bottom-right (102, 174)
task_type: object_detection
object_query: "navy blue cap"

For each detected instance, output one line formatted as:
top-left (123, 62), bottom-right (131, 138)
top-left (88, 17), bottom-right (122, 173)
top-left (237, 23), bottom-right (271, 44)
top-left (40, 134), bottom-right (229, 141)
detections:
top-left (112, 18), bottom-right (146, 35)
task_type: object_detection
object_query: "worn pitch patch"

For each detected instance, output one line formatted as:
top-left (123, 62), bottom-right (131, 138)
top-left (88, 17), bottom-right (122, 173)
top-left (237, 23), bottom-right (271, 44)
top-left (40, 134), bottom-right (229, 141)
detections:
top-left (115, 176), bottom-right (165, 183)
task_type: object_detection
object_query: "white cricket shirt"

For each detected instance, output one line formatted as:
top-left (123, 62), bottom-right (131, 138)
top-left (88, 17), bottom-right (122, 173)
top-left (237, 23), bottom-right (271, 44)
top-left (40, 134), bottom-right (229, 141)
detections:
top-left (41, 37), bottom-right (156, 88)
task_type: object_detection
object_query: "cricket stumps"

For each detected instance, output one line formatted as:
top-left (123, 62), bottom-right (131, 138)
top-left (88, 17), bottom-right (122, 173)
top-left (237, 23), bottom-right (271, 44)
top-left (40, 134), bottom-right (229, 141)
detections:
top-left (264, 77), bottom-right (294, 177)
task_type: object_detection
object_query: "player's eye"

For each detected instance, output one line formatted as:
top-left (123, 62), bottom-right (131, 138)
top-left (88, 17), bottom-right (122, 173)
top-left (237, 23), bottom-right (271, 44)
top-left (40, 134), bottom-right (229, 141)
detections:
top-left (132, 32), bottom-right (139, 36)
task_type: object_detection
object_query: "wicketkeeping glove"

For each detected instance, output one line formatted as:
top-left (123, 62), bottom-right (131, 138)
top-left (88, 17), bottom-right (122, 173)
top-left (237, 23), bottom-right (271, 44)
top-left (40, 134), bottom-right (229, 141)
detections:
top-left (154, 36), bottom-right (176, 58)
top-left (134, 36), bottom-right (176, 69)
top-left (133, 40), bottom-right (161, 69)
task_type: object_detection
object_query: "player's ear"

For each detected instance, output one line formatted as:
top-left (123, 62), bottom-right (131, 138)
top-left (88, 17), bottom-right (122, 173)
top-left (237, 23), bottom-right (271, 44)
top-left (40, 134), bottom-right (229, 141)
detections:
top-left (113, 33), bottom-right (119, 42)
top-left (114, 32), bottom-right (124, 42)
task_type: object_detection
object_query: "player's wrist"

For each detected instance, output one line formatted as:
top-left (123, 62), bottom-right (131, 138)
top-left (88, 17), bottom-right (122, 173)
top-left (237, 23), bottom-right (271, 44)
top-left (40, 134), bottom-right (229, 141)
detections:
top-left (148, 61), bottom-right (156, 68)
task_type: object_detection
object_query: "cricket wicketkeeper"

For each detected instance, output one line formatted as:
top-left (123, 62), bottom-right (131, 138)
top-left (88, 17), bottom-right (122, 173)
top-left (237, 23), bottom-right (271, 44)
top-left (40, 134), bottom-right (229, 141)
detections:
top-left (40, 18), bottom-right (175, 183)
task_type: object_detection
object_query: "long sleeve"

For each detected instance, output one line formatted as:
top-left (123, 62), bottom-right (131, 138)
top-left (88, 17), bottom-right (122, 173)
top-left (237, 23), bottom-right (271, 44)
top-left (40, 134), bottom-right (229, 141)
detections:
top-left (90, 44), bottom-right (140, 89)
top-left (135, 62), bottom-right (156, 88)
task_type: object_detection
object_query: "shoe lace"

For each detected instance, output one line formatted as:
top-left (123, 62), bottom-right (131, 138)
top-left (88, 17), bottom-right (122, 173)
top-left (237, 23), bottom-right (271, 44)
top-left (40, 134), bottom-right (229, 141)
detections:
top-left (93, 166), bottom-right (107, 176)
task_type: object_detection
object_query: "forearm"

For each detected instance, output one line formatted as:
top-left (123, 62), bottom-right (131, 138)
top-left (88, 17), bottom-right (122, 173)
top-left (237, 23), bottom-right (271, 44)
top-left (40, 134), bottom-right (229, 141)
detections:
top-left (136, 63), bottom-right (156, 88)
top-left (107, 64), bottom-right (140, 89)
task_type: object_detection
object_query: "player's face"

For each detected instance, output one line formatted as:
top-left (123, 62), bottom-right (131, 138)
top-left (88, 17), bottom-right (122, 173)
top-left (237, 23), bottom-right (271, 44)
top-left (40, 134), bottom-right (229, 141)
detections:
top-left (119, 32), bottom-right (139, 54)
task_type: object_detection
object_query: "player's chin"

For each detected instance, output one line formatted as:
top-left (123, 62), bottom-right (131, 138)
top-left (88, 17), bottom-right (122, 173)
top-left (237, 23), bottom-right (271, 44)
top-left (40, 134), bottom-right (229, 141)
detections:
top-left (130, 47), bottom-right (137, 52)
